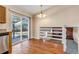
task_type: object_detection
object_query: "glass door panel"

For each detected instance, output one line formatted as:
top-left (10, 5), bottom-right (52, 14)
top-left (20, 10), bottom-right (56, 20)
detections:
top-left (12, 15), bottom-right (21, 43)
top-left (22, 17), bottom-right (29, 40)
top-left (11, 11), bottom-right (30, 45)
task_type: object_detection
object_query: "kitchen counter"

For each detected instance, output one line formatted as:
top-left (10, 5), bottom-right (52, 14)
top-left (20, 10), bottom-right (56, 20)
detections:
top-left (0, 32), bottom-right (9, 36)
top-left (0, 29), bottom-right (11, 34)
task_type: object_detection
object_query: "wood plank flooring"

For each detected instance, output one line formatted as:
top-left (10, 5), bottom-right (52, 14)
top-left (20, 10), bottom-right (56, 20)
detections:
top-left (12, 39), bottom-right (64, 54)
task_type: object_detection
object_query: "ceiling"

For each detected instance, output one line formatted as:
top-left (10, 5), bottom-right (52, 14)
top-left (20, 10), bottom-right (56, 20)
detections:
top-left (8, 5), bottom-right (53, 15)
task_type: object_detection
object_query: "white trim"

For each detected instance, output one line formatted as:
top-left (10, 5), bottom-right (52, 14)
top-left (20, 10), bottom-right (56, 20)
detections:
top-left (9, 8), bottom-right (32, 17)
top-left (64, 25), bottom-right (79, 27)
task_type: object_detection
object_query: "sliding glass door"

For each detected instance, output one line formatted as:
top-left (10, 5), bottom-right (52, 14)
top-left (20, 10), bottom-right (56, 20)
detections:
top-left (22, 17), bottom-right (29, 40)
top-left (11, 11), bottom-right (30, 45)
top-left (12, 15), bottom-right (21, 43)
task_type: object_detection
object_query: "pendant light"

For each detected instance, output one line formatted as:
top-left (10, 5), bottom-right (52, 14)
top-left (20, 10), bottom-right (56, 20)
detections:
top-left (37, 5), bottom-right (46, 18)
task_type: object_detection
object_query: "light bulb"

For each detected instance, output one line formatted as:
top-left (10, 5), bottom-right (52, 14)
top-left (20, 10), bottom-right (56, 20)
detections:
top-left (42, 14), bottom-right (46, 18)
top-left (37, 13), bottom-right (46, 18)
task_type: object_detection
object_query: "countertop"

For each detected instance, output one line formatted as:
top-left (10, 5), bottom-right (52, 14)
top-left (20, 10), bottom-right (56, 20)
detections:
top-left (0, 29), bottom-right (9, 36)
top-left (0, 32), bottom-right (9, 36)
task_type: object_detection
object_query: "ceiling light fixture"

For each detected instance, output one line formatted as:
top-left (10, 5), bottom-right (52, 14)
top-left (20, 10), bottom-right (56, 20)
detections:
top-left (37, 5), bottom-right (46, 18)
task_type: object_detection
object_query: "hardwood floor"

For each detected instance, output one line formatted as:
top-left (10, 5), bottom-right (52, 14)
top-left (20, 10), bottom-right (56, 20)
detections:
top-left (12, 39), bottom-right (64, 54)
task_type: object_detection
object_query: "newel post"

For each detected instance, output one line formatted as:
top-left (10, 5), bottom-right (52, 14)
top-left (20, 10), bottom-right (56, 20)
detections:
top-left (62, 26), bottom-right (67, 52)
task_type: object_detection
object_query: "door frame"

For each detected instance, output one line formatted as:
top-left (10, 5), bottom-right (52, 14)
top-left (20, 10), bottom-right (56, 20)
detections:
top-left (10, 10), bottom-right (30, 45)
top-left (64, 25), bottom-right (78, 53)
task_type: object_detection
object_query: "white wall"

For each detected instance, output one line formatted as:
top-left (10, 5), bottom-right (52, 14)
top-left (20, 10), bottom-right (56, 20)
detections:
top-left (78, 28), bottom-right (79, 53)
top-left (73, 27), bottom-right (78, 44)
top-left (33, 6), bottom-right (79, 39)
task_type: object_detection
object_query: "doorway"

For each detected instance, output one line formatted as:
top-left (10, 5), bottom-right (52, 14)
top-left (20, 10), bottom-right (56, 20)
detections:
top-left (66, 27), bottom-right (78, 54)
top-left (66, 27), bottom-right (73, 40)
top-left (11, 11), bottom-right (30, 45)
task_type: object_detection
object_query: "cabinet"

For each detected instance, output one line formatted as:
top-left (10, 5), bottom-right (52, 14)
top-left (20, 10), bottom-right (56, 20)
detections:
top-left (0, 6), bottom-right (6, 23)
